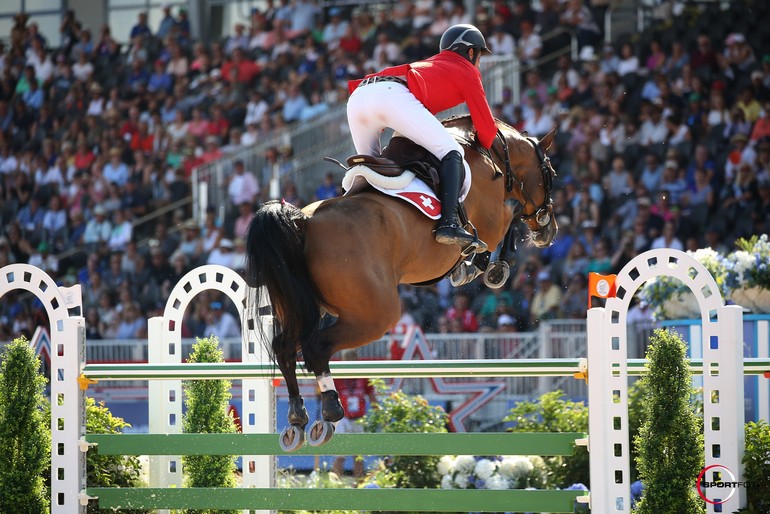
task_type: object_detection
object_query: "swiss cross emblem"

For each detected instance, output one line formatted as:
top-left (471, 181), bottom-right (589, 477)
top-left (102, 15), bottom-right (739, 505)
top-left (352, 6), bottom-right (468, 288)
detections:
top-left (396, 191), bottom-right (441, 217)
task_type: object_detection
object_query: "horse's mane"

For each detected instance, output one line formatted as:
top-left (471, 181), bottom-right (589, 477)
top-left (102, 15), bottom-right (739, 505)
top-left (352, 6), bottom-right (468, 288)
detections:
top-left (441, 114), bottom-right (523, 144)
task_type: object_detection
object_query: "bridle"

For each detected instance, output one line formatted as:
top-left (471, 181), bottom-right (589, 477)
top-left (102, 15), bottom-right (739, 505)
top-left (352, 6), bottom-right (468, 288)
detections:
top-left (488, 128), bottom-right (555, 229)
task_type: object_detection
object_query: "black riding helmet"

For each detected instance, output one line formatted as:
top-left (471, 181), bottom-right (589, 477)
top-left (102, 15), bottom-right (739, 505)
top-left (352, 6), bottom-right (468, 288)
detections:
top-left (439, 24), bottom-right (492, 65)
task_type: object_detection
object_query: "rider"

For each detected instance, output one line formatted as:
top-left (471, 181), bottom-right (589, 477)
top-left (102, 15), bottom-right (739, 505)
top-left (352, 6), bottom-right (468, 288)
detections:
top-left (347, 24), bottom-right (497, 249)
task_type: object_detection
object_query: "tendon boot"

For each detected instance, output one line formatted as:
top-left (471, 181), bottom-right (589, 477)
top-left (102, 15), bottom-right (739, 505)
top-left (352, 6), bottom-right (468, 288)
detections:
top-left (434, 151), bottom-right (478, 247)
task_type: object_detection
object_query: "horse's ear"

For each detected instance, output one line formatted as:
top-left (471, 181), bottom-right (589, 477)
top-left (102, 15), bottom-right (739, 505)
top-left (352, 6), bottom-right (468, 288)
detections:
top-left (539, 127), bottom-right (556, 152)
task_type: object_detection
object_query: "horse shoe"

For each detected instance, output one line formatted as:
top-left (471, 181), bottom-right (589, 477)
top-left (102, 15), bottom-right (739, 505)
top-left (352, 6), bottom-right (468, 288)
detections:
top-left (307, 420), bottom-right (336, 447)
top-left (483, 261), bottom-right (510, 289)
top-left (279, 425), bottom-right (306, 452)
top-left (450, 260), bottom-right (484, 287)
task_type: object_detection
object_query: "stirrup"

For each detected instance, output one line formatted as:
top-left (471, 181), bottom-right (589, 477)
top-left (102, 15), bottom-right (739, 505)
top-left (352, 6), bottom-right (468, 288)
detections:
top-left (460, 238), bottom-right (488, 257)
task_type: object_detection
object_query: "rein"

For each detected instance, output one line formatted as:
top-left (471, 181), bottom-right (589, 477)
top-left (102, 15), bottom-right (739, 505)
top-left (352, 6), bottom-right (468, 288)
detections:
top-left (488, 129), bottom-right (554, 229)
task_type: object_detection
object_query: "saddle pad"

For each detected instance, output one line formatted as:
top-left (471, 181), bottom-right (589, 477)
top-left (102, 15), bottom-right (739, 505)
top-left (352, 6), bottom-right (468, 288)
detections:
top-left (341, 163), bottom-right (471, 221)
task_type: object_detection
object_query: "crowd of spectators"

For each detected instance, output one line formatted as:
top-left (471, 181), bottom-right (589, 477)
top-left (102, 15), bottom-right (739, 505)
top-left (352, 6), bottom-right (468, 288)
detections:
top-left (0, 0), bottom-right (768, 344)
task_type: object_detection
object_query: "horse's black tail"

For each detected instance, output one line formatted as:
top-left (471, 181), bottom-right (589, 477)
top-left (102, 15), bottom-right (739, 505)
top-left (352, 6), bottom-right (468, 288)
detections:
top-left (245, 200), bottom-right (320, 369)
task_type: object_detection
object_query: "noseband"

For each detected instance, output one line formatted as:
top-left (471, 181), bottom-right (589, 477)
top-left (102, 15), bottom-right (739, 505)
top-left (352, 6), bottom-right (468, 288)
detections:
top-left (489, 129), bottom-right (555, 229)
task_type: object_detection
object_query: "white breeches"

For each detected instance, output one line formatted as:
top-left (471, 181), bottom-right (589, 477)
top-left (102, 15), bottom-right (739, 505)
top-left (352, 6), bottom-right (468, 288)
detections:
top-left (347, 81), bottom-right (464, 161)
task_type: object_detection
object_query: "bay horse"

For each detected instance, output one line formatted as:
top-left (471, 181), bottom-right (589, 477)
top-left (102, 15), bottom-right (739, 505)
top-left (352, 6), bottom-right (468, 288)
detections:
top-left (246, 116), bottom-right (557, 451)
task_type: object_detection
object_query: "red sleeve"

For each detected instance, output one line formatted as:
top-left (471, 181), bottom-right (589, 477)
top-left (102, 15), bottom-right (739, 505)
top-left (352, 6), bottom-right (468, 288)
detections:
top-left (465, 69), bottom-right (497, 149)
top-left (347, 78), bottom-right (362, 94)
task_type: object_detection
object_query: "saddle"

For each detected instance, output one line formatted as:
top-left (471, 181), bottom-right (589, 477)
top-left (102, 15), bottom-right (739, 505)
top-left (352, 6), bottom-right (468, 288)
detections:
top-left (343, 136), bottom-right (442, 193)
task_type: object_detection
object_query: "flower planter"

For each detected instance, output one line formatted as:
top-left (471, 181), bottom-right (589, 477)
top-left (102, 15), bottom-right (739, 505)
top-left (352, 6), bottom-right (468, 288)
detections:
top-left (730, 287), bottom-right (770, 313)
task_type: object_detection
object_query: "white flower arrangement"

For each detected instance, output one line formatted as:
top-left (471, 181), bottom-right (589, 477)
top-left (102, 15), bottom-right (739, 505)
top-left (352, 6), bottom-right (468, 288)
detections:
top-left (438, 455), bottom-right (545, 490)
top-left (638, 236), bottom-right (770, 318)
top-left (723, 235), bottom-right (770, 312)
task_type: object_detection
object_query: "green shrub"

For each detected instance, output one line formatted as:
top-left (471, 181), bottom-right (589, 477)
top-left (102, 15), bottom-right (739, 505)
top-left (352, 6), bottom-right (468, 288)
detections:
top-left (0, 337), bottom-right (50, 513)
top-left (85, 397), bottom-right (147, 514)
top-left (633, 329), bottom-right (704, 514)
top-left (503, 390), bottom-right (589, 488)
top-left (361, 378), bottom-right (448, 489)
top-left (182, 336), bottom-right (238, 514)
top-left (740, 420), bottom-right (770, 513)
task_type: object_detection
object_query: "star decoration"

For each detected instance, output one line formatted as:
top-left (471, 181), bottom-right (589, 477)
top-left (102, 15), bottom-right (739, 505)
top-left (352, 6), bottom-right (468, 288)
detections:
top-left (391, 325), bottom-right (506, 432)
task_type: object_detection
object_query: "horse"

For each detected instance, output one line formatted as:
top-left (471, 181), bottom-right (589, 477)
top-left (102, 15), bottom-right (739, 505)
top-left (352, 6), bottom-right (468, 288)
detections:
top-left (246, 116), bottom-right (557, 451)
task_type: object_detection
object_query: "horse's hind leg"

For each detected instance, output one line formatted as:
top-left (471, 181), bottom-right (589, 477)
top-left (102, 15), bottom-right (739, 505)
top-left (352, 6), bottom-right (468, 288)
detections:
top-left (304, 301), bottom-right (401, 447)
top-left (277, 353), bottom-right (308, 452)
top-left (303, 348), bottom-right (343, 447)
top-left (306, 371), bottom-right (343, 447)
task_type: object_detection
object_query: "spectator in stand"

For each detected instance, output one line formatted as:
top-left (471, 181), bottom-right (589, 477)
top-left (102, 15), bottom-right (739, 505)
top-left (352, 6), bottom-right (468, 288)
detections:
top-left (148, 59), bottom-right (172, 94)
top-left (129, 11), bottom-right (151, 41)
top-left (313, 172), bottom-right (338, 201)
top-left (207, 105), bottom-right (230, 141)
top-left (523, 100), bottom-right (554, 138)
top-left (42, 195), bottom-right (67, 243)
top-left (650, 220), bottom-right (684, 251)
top-left (488, 23), bottom-right (515, 56)
top-left (82, 204), bottom-right (111, 250)
top-left (114, 302), bottom-right (145, 339)
top-left (157, 3), bottom-right (176, 39)
top-left (516, 18), bottom-right (541, 67)
top-left (222, 47), bottom-right (260, 85)
top-left (107, 208), bottom-right (132, 252)
top-left (282, 84), bottom-right (309, 123)
top-left (530, 270), bottom-right (560, 325)
top-left (27, 240), bottom-right (58, 274)
top-left (204, 300), bottom-right (240, 339)
top-left (207, 238), bottom-right (235, 267)
top-left (561, 273), bottom-right (588, 319)
top-left (187, 106), bottom-right (209, 142)
top-left (617, 42), bottom-right (639, 78)
top-left (560, 0), bottom-right (600, 50)
top-left (225, 23), bottom-right (249, 55)
top-left (638, 152), bottom-right (663, 195)
top-left (691, 34), bottom-right (717, 80)
top-left (322, 8), bottom-right (349, 51)
top-left (103, 148), bottom-right (129, 187)
top-left (17, 195), bottom-right (46, 240)
top-left (445, 291), bottom-right (479, 333)
top-left (736, 86), bottom-right (762, 123)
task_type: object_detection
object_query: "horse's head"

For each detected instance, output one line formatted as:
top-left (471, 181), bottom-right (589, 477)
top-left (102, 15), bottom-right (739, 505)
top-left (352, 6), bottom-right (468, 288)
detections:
top-left (497, 125), bottom-right (558, 248)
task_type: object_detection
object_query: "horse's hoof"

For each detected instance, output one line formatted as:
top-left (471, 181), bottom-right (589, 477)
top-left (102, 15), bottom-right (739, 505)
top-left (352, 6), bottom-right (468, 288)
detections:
top-left (484, 261), bottom-right (510, 289)
top-left (279, 425), bottom-right (306, 452)
top-left (321, 390), bottom-right (345, 422)
top-left (307, 420), bottom-right (335, 447)
top-left (288, 396), bottom-right (309, 428)
top-left (450, 260), bottom-right (483, 287)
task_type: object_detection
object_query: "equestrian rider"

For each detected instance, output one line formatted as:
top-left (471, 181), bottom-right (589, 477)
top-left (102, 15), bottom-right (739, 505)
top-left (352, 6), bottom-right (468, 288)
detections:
top-left (347, 24), bottom-right (496, 249)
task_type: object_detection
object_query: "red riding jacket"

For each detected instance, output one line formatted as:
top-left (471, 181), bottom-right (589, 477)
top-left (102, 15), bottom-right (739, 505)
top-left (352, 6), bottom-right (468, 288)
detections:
top-left (348, 50), bottom-right (497, 149)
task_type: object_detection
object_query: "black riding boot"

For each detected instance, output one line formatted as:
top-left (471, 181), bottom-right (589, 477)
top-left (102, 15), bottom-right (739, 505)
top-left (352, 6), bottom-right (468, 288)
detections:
top-left (435, 151), bottom-right (476, 246)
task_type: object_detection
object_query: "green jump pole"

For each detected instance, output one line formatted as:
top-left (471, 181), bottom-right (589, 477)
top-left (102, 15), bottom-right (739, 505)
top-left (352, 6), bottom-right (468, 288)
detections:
top-left (86, 432), bottom-right (586, 457)
top-left (87, 487), bottom-right (587, 513)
